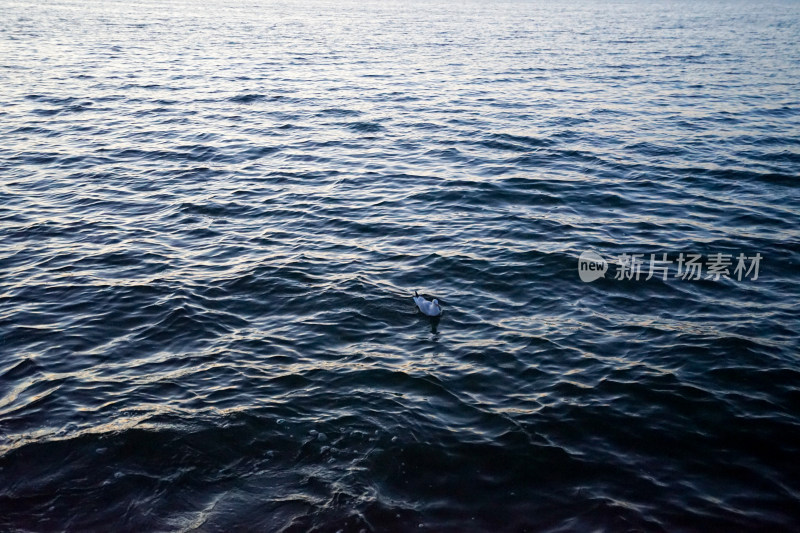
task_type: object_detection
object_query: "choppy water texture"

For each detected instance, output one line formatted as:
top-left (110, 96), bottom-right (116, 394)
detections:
top-left (2, 0), bottom-right (800, 530)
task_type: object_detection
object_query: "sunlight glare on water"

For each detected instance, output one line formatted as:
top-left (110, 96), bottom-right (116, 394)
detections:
top-left (1, 0), bottom-right (799, 530)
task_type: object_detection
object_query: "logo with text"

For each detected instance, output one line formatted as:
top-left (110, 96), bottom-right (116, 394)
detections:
top-left (578, 250), bottom-right (608, 282)
top-left (578, 251), bottom-right (761, 283)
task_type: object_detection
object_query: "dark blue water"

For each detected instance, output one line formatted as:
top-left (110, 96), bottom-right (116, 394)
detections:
top-left (2, 0), bottom-right (799, 530)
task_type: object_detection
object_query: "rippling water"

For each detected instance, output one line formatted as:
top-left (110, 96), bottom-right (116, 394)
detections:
top-left (2, 0), bottom-right (799, 530)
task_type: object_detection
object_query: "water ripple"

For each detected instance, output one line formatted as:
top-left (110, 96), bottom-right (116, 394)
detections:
top-left (1, 0), bottom-right (799, 531)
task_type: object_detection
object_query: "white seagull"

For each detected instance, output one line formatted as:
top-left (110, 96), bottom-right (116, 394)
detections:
top-left (413, 290), bottom-right (442, 317)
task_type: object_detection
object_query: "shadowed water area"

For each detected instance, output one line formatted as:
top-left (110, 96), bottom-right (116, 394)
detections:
top-left (1, 0), bottom-right (799, 530)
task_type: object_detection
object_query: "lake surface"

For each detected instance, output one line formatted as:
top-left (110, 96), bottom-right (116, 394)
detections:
top-left (1, 0), bottom-right (799, 530)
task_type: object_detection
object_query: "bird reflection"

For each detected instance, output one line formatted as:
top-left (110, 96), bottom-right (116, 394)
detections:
top-left (429, 314), bottom-right (441, 334)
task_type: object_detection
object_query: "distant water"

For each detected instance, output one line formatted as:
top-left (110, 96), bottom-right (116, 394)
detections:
top-left (1, 0), bottom-right (799, 530)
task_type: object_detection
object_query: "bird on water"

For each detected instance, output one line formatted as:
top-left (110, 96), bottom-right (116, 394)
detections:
top-left (413, 290), bottom-right (442, 317)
